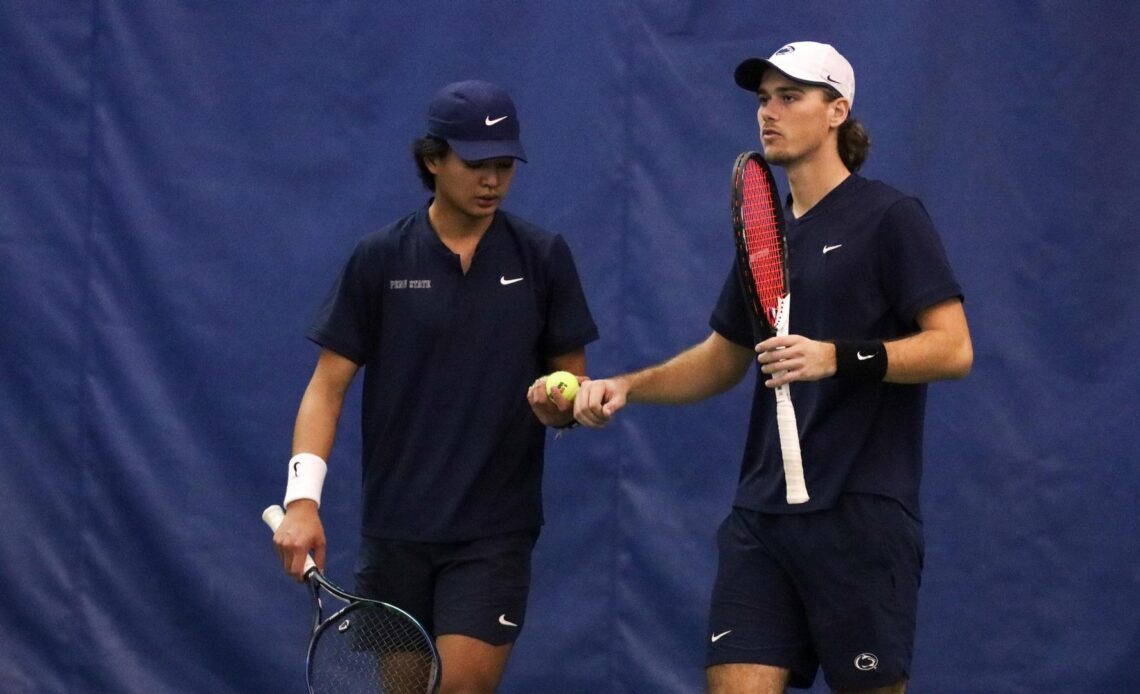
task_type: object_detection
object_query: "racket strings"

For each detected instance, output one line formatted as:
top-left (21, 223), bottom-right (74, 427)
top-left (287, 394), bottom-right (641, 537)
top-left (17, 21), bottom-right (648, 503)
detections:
top-left (740, 164), bottom-right (785, 319)
top-left (311, 604), bottom-right (437, 693)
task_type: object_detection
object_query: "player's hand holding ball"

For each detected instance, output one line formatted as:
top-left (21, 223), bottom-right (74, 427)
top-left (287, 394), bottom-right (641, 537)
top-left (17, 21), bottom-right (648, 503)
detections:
top-left (545, 370), bottom-right (578, 402)
top-left (527, 370), bottom-right (582, 429)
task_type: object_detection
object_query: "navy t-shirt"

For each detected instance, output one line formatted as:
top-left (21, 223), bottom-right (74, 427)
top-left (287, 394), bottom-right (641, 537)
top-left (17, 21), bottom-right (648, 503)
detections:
top-left (710, 175), bottom-right (963, 518)
top-left (309, 204), bottom-right (598, 541)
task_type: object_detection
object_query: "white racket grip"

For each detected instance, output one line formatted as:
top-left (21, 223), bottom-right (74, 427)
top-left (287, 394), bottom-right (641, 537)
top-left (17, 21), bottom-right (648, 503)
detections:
top-left (771, 295), bottom-right (808, 504)
top-left (774, 388), bottom-right (808, 503)
top-left (262, 504), bottom-right (317, 575)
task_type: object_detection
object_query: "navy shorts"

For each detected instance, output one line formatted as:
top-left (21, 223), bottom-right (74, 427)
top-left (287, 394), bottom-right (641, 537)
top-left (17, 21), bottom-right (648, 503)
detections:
top-left (354, 528), bottom-right (540, 646)
top-left (706, 494), bottom-right (924, 690)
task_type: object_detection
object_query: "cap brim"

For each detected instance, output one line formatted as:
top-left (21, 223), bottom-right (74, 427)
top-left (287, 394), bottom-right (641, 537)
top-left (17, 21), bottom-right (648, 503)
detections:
top-left (447, 139), bottom-right (528, 163)
top-left (734, 58), bottom-right (773, 92)
top-left (734, 57), bottom-right (846, 98)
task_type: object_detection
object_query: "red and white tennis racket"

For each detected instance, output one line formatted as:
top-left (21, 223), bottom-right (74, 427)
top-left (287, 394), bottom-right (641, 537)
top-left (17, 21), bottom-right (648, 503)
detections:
top-left (730, 151), bottom-right (808, 504)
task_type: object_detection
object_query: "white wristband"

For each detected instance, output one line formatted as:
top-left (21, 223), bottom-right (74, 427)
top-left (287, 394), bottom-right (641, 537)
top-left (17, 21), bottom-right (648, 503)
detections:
top-left (284, 453), bottom-right (328, 508)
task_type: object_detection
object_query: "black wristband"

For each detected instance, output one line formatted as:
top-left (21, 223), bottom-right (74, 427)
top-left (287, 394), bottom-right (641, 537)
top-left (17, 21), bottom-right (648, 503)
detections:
top-left (833, 340), bottom-right (888, 381)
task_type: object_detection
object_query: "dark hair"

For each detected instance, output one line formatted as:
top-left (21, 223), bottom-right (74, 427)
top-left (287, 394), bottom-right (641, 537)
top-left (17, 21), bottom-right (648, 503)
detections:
top-left (822, 88), bottom-right (870, 173)
top-left (411, 136), bottom-right (450, 191)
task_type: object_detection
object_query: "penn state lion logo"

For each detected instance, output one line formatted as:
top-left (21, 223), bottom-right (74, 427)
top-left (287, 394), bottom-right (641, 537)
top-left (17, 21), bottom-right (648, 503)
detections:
top-left (854, 653), bottom-right (879, 671)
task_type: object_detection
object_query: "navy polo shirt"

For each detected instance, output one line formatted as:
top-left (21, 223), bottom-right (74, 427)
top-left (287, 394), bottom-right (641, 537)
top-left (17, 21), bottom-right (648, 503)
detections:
top-left (711, 175), bottom-right (963, 518)
top-left (309, 204), bottom-right (598, 541)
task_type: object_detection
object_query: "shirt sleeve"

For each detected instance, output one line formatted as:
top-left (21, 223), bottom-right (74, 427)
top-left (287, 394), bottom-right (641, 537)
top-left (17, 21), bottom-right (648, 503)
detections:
top-left (306, 239), bottom-right (378, 365)
top-left (541, 234), bottom-right (599, 356)
top-left (878, 198), bottom-right (964, 324)
top-left (709, 256), bottom-right (756, 347)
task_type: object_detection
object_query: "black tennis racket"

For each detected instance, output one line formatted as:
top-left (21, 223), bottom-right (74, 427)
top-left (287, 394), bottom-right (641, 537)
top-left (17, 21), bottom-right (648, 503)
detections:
top-left (263, 505), bottom-right (441, 693)
top-left (731, 151), bottom-right (808, 504)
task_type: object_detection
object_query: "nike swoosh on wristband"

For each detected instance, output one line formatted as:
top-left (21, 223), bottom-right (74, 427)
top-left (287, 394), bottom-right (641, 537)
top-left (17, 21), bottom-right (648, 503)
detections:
top-left (500, 276), bottom-right (524, 285)
top-left (498, 614), bottom-right (518, 627)
top-left (485, 115), bottom-right (508, 126)
top-left (711, 630), bottom-right (732, 642)
top-left (857, 352), bottom-right (876, 360)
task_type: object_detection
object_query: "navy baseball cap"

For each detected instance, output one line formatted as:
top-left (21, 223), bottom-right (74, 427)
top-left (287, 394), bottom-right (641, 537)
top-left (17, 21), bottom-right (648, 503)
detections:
top-left (426, 80), bottom-right (527, 162)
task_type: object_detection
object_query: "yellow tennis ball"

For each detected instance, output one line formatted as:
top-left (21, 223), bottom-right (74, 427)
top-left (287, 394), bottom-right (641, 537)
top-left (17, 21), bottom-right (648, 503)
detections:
top-left (545, 371), bottom-right (578, 402)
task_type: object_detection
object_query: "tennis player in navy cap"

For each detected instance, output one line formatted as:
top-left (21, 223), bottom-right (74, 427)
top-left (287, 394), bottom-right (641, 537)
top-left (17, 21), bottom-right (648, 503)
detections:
top-left (272, 80), bottom-right (598, 692)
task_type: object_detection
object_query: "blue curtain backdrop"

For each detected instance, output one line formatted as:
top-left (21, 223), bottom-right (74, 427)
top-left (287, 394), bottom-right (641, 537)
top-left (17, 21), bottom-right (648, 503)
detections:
top-left (2, 2), bottom-right (1138, 692)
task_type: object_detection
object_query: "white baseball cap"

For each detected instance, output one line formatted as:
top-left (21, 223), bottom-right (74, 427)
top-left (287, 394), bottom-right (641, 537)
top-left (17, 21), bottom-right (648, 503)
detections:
top-left (734, 41), bottom-right (855, 106)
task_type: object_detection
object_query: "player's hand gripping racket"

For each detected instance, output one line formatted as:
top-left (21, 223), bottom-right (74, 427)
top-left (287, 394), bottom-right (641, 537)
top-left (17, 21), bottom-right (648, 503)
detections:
top-left (263, 505), bottom-right (441, 693)
top-left (731, 151), bottom-right (808, 504)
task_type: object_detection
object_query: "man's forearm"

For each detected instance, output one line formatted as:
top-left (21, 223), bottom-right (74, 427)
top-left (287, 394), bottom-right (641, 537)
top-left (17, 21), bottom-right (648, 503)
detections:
top-left (625, 332), bottom-right (754, 405)
top-left (883, 299), bottom-right (973, 384)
